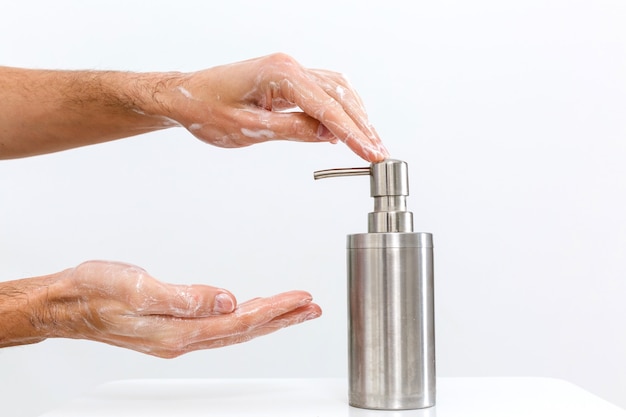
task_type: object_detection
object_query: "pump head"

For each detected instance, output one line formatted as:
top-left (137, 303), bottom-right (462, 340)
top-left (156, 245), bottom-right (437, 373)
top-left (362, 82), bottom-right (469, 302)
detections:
top-left (313, 159), bottom-right (414, 233)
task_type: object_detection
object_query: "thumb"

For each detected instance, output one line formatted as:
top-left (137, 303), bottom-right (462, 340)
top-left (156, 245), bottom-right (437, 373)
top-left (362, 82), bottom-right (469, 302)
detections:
top-left (244, 110), bottom-right (337, 144)
top-left (139, 282), bottom-right (237, 317)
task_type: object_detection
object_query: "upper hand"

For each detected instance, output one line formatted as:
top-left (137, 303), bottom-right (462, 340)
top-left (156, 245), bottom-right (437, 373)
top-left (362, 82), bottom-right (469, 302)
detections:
top-left (39, 260), bottom-right (321, 358)
top-left (160, 53), bottom-right (389, 162)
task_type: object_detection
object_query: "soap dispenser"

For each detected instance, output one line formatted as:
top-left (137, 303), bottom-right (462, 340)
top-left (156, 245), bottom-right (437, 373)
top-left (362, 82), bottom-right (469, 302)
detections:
top-left (314, 159), bottom-right (436, 410)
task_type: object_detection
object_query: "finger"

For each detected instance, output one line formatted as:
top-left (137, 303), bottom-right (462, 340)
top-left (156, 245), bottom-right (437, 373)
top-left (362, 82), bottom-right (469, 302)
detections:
top-left (99, 303), bottom-right (322, 358)
top-left (100, 292), bottom-right (320, 358)
top-left (132, 281), bottom-right (237, 317)
top-left (275, 72), bottom-right (388, 162)
top-left (310, 69), bottom-right (367, 107)
top-left (115, 290), bottom-right (314, 341)
top-left (184, 302), bottom-right (322, 352)
top-left (308, 69), bottom-right (390, 158)
top-left (308, 69), bottom-right (371, 135)
top-left (70, 261), bottom-right (238, 317)
top-left (229, 290), bottom-right (315, 328)
top-left (311, 76), bottom-right (388, 160)
top-left (237, 109), bottom-right (337, 144)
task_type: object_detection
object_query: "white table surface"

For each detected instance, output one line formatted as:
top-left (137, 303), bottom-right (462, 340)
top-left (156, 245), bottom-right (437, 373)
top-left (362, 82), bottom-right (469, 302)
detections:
top-left (38, 377), bottom-right (626, 417)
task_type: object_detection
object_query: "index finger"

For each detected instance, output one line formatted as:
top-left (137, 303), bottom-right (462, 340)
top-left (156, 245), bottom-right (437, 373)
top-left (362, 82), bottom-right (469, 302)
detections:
top-left (276, 69), bottom-right (388, 162)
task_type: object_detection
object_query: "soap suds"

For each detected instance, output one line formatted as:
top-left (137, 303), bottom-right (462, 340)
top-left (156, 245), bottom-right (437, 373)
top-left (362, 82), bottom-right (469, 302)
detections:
top-left (335, 85), bottom-right (346, 100)
top-left (176, 86), bottom-right (194, 99)
top-left (241, 128), bottom-right (276, 140)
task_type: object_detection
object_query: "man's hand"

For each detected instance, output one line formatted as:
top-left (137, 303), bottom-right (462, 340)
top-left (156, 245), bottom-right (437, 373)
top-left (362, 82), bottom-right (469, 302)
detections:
top-left (0, 53), bottom-right (388, 162)
top-left (156, 53), bottom-right (389, 162)
top-left (1, 260), bottom-right (321, 358)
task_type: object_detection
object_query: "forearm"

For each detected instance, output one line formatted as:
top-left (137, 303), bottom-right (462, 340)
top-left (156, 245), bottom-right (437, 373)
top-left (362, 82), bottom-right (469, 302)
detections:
top-left (0, 273), bottom-right (61, 347)
top-left (0, 66), bottom-right (183, 159)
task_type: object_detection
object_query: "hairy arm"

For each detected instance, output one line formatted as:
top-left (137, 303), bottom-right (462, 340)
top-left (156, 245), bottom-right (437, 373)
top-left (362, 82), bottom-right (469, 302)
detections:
top-left (0, 274), bottom-right (56, 347)
top-left (0, 66), bottom-right (180, 158)
top-left (0, 54), bottom-right (388, 161)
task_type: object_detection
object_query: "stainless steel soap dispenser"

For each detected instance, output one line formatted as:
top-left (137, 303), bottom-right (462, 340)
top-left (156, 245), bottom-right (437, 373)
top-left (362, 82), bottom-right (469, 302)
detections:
top-left (314, 159), bottom-right (436, 410)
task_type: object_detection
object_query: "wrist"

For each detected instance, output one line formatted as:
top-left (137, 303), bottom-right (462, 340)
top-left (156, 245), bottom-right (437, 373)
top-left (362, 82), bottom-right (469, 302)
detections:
top-left (126, 71), bottom-right (189, 122)
top-left (0, 272), bottom-right (65, 347)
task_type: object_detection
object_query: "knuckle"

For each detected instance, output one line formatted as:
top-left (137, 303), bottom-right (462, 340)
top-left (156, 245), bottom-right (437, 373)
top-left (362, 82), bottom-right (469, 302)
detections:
top-left (265, 52), bottom-right (298, 69)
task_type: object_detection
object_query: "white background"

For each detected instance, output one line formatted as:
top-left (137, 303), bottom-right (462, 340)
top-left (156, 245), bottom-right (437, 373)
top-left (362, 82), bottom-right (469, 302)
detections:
top-left (1, 1), bottom-right (625, 415)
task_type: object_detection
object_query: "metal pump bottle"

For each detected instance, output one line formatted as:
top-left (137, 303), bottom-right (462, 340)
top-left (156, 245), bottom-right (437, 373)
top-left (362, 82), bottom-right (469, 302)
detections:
top-left (314, 159), bottom-right (436, 410)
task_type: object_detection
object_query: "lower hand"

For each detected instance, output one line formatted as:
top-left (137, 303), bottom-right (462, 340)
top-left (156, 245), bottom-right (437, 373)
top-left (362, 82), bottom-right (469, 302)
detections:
top-left (37, 260), bottom-right (321, 358)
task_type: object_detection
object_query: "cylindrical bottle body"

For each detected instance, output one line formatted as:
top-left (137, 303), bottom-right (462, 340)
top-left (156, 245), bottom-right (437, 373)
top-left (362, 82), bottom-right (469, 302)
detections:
top-left (347, 232), bottom-right (435, 410)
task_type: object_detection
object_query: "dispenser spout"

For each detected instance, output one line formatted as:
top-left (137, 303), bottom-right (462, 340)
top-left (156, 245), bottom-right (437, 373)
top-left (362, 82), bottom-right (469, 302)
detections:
top-left (313, 166), bottom-right (371, 180)
top-left (314, 159), bottom-right (414, 233)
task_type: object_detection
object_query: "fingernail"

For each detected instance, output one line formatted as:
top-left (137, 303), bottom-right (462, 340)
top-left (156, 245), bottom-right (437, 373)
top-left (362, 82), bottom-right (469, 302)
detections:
top-left (214, 293), bottom-right (235, 313)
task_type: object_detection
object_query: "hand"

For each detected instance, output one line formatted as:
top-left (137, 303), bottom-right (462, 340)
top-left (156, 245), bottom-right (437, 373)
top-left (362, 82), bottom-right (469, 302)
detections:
top-left (160, 53), bottom-right (389, 162)
top-left (38, 260), bottom-right (321, 358)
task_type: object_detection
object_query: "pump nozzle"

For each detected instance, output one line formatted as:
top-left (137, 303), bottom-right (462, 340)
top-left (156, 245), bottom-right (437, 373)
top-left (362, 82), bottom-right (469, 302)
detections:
top-left (314, 159), bottom-right (413, 233)
top-left (313, 166), bottom-right (371, 180)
